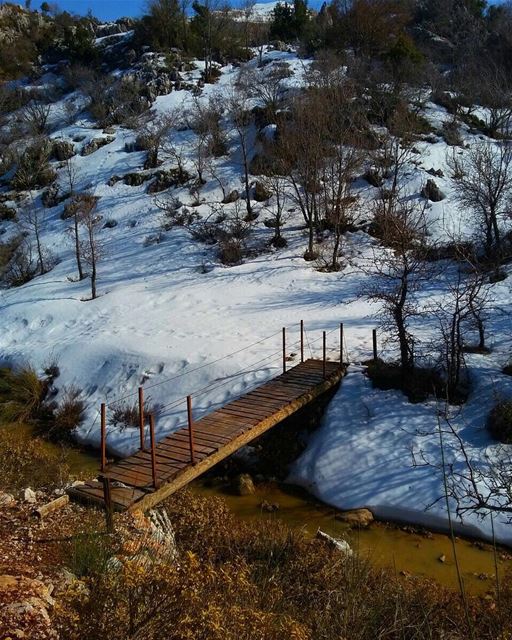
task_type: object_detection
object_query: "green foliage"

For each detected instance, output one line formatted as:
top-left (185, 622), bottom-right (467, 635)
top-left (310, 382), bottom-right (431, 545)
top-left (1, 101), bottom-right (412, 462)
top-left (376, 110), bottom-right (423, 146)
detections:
top-left (487, 400), bottom-right (512, 443)
top-left (133, 0), bottom-right (187, 51)
top-left (270, 0), bottom-right (310, 41)
top-left (66, 534), bottom-right (115, 578)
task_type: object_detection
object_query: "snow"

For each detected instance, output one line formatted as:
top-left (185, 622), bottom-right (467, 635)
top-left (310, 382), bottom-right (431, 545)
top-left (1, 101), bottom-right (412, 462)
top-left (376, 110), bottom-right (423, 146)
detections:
top-left (1, 48), bottom-right (512, 544)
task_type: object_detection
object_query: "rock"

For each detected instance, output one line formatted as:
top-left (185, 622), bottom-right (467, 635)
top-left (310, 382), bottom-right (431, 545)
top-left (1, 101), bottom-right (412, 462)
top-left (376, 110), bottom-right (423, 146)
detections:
top-left (222, 189), bottom-right (240, 204)
top-left (0, 491), bottom-right (15, 507)
top-left (123, 172), bottom-right (150, 187)
top-left (421, 178), bottom-right (445, 202)
top-left (438, 554), bottom-right (446, 563)
top-left (51, 140), bottom-right (75, 161)
top-left (253, 180), bottom-right (272, 202)
top-left (427, 167), bottom-right (444, 178)
top-left (363, 169), bottom-right (383, 188)
top-left (335, 508), bottom-right (374, 528)
top-left (260, 501), bottom-right (279, 512)
top-left (0, 575), bottom-right (55, 637)
top-left (316, 530), bottom-right (353, 556)
top-left (23, 488), bottom-right (37, 504)
top-left (81, 136), bottom-right (115, 156)
top-left (233, 473), bottom-right (255, 496)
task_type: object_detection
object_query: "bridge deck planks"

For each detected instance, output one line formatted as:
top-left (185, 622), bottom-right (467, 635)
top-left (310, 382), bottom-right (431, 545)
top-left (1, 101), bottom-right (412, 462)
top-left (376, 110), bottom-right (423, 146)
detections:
top-left (68, 359), bottom-right (344, 511)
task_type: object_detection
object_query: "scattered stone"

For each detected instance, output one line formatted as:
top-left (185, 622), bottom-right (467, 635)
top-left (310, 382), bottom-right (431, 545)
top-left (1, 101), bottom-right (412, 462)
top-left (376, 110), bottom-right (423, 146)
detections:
top-left (103, 219), bottom-right (118, 229)
top-left (335, 508), bottom-right (374, 528)
top-left (0, 491), bottom-right (15, 507)
top-left (260, 501), bottom-right (280, 513)
top-left (316, 529), bottom-right (353, 556)
top-left (233, 473), bottom-right (255, 496)
top-left (23, 488), bottom-right (36, 504)
top-left (427, 167), bottom-right (444, 178)
top-left (421, 179), bottom-right (445, 202)
top-left (438, 554), bottom-right (446, 563)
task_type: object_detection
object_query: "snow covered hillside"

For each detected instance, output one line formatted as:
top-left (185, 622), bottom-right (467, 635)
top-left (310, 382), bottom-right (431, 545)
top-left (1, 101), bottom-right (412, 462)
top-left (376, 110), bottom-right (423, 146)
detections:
top-left (1, 40), bottom-right (511, 544)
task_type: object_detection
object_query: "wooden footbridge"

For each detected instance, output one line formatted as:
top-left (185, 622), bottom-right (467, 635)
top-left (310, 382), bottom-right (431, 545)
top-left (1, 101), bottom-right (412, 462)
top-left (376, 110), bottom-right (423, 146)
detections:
top-left (69, 323), bottom-right (347, 516)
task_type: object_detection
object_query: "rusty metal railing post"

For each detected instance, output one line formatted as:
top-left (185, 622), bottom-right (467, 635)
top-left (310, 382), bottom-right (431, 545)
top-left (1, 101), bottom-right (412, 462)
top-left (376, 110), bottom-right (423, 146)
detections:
top-left (340, 322), bottom-right (344, 366)
top-left (187, 395), bottom-right (195, 464)
top-left (282, 327), bottom-right (286, 374)
top-left (100, 402), bottom-right (106, 472)
top-left (323, 331), bottom-right (326, 378)
top-left (300, 320), bottom-right (304, 363)
top-left (102, 475), bottom-right (114, 533)
top-left (138, 387), bottom-right (145, 451)
top-left (373, 328), bottom-right (378, 361)
top-left (149, 414), bottom-right (158, 489)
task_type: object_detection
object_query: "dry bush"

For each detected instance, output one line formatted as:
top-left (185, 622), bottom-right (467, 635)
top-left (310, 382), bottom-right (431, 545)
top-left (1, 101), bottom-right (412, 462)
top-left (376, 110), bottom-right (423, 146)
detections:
top-left (47, 386), bottom-right (85, 442)
top-left (55, 490), bottom-right (512, 640)
top-left (0, 431), bottom-right (69, 492)
top-left (487, 399), bottom-right (512, 443)
top-left (109, 399), bottom-right (160, 431)
top-left (11, 138), bottom-right (56, 191)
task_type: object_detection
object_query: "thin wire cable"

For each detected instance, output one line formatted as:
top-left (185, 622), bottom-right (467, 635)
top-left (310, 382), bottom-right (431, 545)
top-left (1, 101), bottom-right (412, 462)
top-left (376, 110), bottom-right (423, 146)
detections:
top-left (104, 328), bottom-right (283, 406)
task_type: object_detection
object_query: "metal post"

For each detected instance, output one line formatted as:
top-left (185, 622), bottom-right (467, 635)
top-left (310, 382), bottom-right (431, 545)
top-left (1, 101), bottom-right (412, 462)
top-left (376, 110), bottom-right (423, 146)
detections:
top-left (373, 328), bottom-right (378, 361)
top-left (187, 395), bottom-right (195, 464)
top-left (323, 331), bottom-right (326, 378)
top-left (138, 387), bottom-right (145, 451)
top-left (102, 476), bottom-right (114, 533)
top-left (300, 320), bottom-right (304, 363)
top-left (282, 327), bottom-right (286, 374)
top-left (100, 403), bottom-right (106, 472)
top-left (340, 322), bottom-right (344, 366)
top-left (149, 414), bottom-right (158, 489)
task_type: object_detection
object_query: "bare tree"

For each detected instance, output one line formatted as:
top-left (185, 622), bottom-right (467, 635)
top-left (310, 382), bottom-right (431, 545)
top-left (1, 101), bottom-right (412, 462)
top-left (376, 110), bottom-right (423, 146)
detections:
top-left (61, 157), bottom-right (85, 281)
top-left (136, 111), bottom-right (177, 169)
top-left (18, 198), bottom-right (52, 276)
top-left (261, 172), bottom-right (289, 247)
top-left (251, 62), bottom-right (292, 122)
top-left (447, 141), bottom-right (512, 259)
top-left (78, 194), bottom-right (101, 300)
top-left (363, 198), bottom-right (431, 373)
top-left (228, 82), bottom-right (256, 219)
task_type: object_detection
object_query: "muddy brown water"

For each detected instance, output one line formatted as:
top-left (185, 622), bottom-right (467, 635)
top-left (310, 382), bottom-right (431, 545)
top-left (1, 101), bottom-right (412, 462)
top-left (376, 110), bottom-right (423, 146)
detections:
top-left (191, 478), bottom-right (512, 596)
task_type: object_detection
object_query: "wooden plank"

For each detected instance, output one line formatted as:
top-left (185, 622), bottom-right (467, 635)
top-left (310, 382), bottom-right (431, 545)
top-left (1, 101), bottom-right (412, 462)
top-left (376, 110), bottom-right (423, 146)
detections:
top-left (168, 429), bottom-right (226, 447)
top-left (163, 434), bottom-right (216, 454)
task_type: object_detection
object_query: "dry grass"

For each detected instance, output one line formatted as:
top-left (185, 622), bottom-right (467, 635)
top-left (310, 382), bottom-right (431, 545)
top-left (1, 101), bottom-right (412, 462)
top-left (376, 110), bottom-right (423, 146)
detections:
top-left (0, 366), bottom-right (49, 425)
top-left (55, 490), bottom-right (511, 640)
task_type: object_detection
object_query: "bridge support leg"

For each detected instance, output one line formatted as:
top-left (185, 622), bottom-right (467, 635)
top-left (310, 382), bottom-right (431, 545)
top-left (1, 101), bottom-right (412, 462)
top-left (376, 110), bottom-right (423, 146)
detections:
top-left (323, 331), bottom-right (326, 378)
top-left (149, 414), bottom-right (159, 489)
top-left (373, 328), bottom-right (378, 361)
top-left (138, 387), bottom-right (145, 451)
top-left (102, 476), bottom-right (114, 533)
top-left (187, 395), bottom-right (195, 464)
top-left (282, 327), bottom-right (286, 374)
top-left (300, 320), bottom-right (304, 363)
top-left (100, 403), bottom-right (106, 473)
top-left (340, 322), bottom-right (344, 366)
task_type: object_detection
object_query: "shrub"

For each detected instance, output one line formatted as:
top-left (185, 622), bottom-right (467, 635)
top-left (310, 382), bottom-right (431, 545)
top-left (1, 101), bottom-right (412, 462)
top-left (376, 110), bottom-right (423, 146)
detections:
top-left (0, 366), bottom-right (49, 425)
top-left (66, 533), bottom-right (116, 579)
top-left (487, 400), bottom-right (512, 444)
top-left (47, 386), bottom-right (85, 442)
top-left (109, 399), bottom-right (160, 431)
top-left (366, 360), bottom-right (445, 403)
top-left (11, 139), bottom-right (57, 191)
top-left (2, 238), bottom-right (42, 287)
top-left (218, 238), bottom-right (243, 265)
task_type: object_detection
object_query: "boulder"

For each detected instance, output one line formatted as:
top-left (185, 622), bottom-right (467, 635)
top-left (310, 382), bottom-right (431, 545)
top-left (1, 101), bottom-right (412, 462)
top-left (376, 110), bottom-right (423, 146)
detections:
top-left (335, 508), bottom-right (374, 527)
top-left (0, 491), bottom-right (15, 507)
top-left (253, 181), bottom-right (272, 202)
top-left (421, 178), bottom-right (445, 202)
top-left (316, 530), bottom-right (353, 556)
top-left (233, 473), bottom-right (255, 496)
top-left (51, 140), bottom-right (75, 161)
top-left (222, 189), bottom-right (240, 204)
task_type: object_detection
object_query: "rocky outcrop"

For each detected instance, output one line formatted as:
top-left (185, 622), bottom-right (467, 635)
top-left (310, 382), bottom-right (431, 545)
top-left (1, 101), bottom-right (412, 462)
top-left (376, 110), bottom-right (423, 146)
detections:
top-left (81, 136), bottom-right (115, 156)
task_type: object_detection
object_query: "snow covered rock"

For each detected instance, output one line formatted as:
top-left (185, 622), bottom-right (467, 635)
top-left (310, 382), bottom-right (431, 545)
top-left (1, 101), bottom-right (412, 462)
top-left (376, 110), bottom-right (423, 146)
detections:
top-left (421, 179), bottom-right (445, 202)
